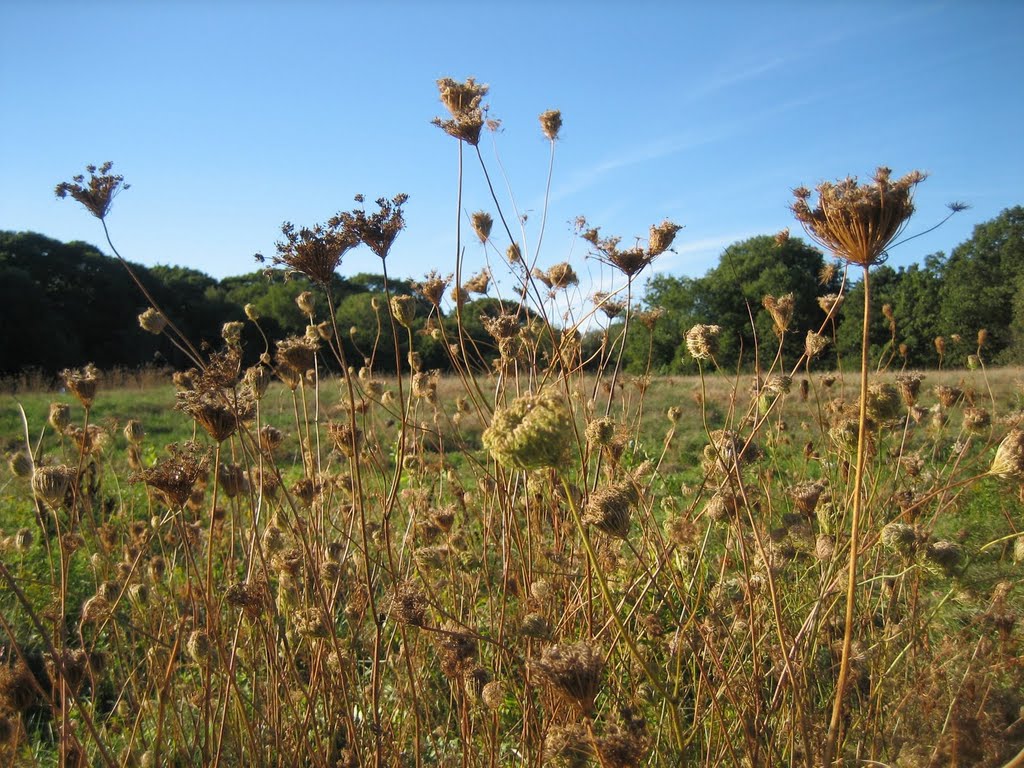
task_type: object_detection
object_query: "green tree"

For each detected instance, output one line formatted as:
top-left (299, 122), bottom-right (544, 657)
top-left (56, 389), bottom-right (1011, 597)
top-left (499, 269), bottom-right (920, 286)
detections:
top-left (939, 206), bottom-right (1024, 362)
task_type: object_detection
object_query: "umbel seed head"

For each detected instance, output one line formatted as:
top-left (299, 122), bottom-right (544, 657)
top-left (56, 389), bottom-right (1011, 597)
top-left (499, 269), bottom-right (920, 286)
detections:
top-left (138, 308), bottom-right (167, 335)
top-left (791, 167), bottom-right (925, 266)
top-left (539, 109), bottom-right (562, 140)
top-left (483, 391), bottom-right (573, 471)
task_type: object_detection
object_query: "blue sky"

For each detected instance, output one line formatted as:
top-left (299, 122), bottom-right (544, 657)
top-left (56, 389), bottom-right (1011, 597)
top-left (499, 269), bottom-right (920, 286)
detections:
top-left (2, 1), bottom-right (1022, 304)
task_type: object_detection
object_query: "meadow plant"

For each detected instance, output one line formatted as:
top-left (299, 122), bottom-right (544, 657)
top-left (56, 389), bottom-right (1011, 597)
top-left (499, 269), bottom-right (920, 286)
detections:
top-left (1, 80), bottom-right (1022, 768)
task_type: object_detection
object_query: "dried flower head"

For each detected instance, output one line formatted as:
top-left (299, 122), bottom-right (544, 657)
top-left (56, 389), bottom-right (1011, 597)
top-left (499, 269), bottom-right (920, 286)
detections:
top-left (791, 167), bottom-right (925, 266)
top-left (334, 193), bottom-right (408, 260)
top-left (62, 364), bottom-right (99, 409)
top-left (433, 77), bottom-right (488, 145)
top-left (269, 218), bottom-right (358, 285)
top-left (545, 262), bottom-right (579, 290)
top-left (805, 330), bottom-right (829, 359)
top-left (583, 479), bottom-right (640, 539)
top-left (138, 307), bottom-right (167, 335)
top-left (685, 324), bottom-right (721, 361)
top-left (132, 442), bottom-right (209, 508)
top-left (530, 641), bottom-right (603, 715)
top-left (544, 724), bottom-right (593, 767)
top-left (31, 465), bottom-right (75, 508)
top-left (49, 402), bottom-right (72, 432)
top-left (276, 336), bottom-right (318, 377)
top-left (55, 162), bottom-right (129, 220)
top-left (539, 109), bottom-right (562, 140)
top-left (482, 391), bottom-right (573, 471)
top-left (390, 294), bottom-right (416, 329)
top-left (470, 211), bottom-right (493, 243)
top-left (414, 270), bottom-right (451, 307)
top-left (435, 620), bottom-right (478, 678)
top-left (990, 429), bottom-right (1024, 479)
top-left (8, 451), bottom-right (33, 478)
top-left (896, 372), bottom-right (924, 407)
top-left (464, 268), bottom-right (491, 295)
top-left (763, 293), bottom-right (795, 334)
top-left (648, 220), bottom-right (683, 257)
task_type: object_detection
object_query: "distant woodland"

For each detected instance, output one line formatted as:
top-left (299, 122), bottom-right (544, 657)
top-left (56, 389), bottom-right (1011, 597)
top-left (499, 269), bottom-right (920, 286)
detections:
top-left (2, 205), bottom-right (1022, 378)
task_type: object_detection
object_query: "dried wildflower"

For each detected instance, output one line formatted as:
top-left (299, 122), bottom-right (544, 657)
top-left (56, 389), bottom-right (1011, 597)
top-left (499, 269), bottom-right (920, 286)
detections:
top-left (530, 641), bottom-right (603, 715)
top-left (896, 372), bottom-right (924, 407)
top-left (122, 419), bottom-right (145, 445)
top-left (585, 417), bottom-right (617, 447)
top-left (990, 429), bottom-right (1024, 478)
top-left (216, 463), bottom-right (248, 499)
top-left (389, 294), bottom-right (416, 330)
top-left (763, 293), bottom-right (795, 334)
top-left (435, 621), bottom-right (478, 678)
top-left (544, 723), bottom-right (594, 767)
top-left (327, 421), bottom-right (362, 457)
top-left (934, 385), bottom-right (961, 408)
top-left (790, 480), bottom-right (825, 515)
top-left (519, 612), bottom-right (551, 639)
top-left (66, 424), bottom-right (109, 455)
top-left (389, 582), bottom-right (428, 627)
top-left (685, 324), bottom-right (721, 361)
top-left (269, 218), bottom-right (358, 285)
top-left (132, 442), bottom-right (209, 508)
top-left (546, 262), bottom-right (579, 290)
top-left (506, 242), bottom-right (522, 264)
top-left (31, 464), bottom-right (74, 508)
top-left (276, 335), bottom-right (318, 376)
top-left (259, 425), bottom-right (283, 454)
top-left (977, 328), bottom-right (989, 348)
top-left (880, 522), bottom-right (919, 555)
top-left (595, 709), bottom-right (650, 768)
top-left (817, 294), bottom-right (845, 316)
top-left (866, 382), bottom-right (901, 423)
top-left (55, 162), bottom-right (129, 220)
top-left (774, 228), bottom-right (790, 246)
top-left (62, 364), bottom-right (99, 409)
top-left (470, 211), bottom-right (493, 243)
top-left (48, 402), bottom-right (72, 432)
top-left (0, 661), bottom-right (39, 714)
top-left (583, 479), bottom-right (639, 539)
top-left (463, 268), bottom-right (491, 295)
top-left (335, 193), bottom-right (408, 260)
top-left (648, 220), bottom-right (683, 257)
top-left (187, 630), bottom-right (215, 664)
top-left (137, 307), bottom-right (167, 335)
top-left (221, 321), bottom-right (244, 348)
top-left (8, 451), bottom-right (32, 478)
top-left (934, 336), bottom-right (946, 359)
top-left (962, 407), bottom-right (991, 433)
top-left (804, 331), bottom-right (829, 360)
top-left (433, 77), bottom-right (489, 145)
top-left (415, 270), bottom-right (451, 307)
top-left (539, 109), bottom-right (562, 140)
top-left (791, 167), bottom-right (925, 266)
top-left (483, 391), bottom-right (573, 471)
top-left (925, 540), bottom-right (962, 572)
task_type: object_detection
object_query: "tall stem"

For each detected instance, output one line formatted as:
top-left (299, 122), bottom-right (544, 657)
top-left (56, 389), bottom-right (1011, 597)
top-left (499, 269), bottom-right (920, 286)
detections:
top-left (824, 264), bottom-right (871, 765)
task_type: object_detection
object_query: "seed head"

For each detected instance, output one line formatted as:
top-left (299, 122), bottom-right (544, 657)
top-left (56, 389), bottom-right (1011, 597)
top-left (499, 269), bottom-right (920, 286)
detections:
top-left (55, 162), bottom-right (129, 220)
top-left (271, 218), bottom-right (358, 285)
top-left (8, 451), bottom-right (32, 478)
top-left (583, 480), bottom-right (640, 539)
top-left (433, 77), bottom-right (489, 145)
top-left (62, 364), bottom-right (99, 409)
top-left (124, 419), bottom-right (145, 445)
top-left (546, 262), bottom-right (579, 290)
top-left (414, 270), bottom-right (451, 307)
top-left (276, 336), bottom-right (318, 376)
top-left (990, 429), bottom-right (1024, 479)
top-left (482, 391), bottom-right (573, 471)
top-left (31, 465), bottom-right (75, 508)
top-left (334, 193), bottom-right (408, 260)
top-left (539, 109), bottom-right (562, 140)
top-left (896, 372), bottom-right (924, 407)
top-left (805, 331), bottom-right (829, 360)
top-left (648, 220), bottom-right (683, 257)
top-left (49, 402), bottom-right (72, 432)
top-left (529, 641), bottom-right (603, 715)
top-left (470, 211), bottom-right (493, 243)
top-left (390, 294), bottom-right (416, 329)
top-left (685, 324), bottom-right (721, 361)
top-left (791, 167), bottom-right (925, 266)
top-left (138, 308), bottom-right (167, 334)
top-left (132, 442), bottom-right (209, 508)
top-left (763, 293), bottom-right (795, 335)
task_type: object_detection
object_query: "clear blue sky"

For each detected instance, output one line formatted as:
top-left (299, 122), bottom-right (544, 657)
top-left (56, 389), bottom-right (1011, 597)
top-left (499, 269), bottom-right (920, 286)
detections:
top-left (2, 1), bottom-right (1021, 299)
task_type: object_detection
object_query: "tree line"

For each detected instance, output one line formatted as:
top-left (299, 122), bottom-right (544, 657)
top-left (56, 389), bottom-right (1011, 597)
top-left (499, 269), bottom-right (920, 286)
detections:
top-left (1, 206), bottom-right (1021, 378)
